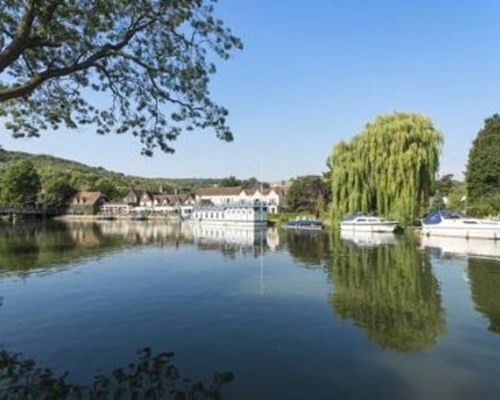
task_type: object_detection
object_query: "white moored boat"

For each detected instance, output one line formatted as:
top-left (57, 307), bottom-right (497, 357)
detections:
top-left (421, 210), bottom-right (500, 240)
top-left (340, 213), bottom-right (400, 233)
top-left (188, 202), bottom-right (267, 226)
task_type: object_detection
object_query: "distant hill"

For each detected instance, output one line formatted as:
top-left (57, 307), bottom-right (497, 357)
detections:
top-left (0, 148), bottom-right (221, 198)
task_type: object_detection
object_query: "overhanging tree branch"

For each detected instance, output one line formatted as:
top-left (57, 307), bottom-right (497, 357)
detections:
top-left (0, 0), bottom-right (38, 73)
top-left (0, 0), bottom-right (242, 154)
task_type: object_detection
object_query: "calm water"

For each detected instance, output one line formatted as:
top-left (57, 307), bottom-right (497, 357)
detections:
top-left (1, 220), bottom-right (500, 399)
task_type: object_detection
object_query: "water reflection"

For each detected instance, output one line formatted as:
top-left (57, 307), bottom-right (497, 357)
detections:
top-left (421, 235), bottom-right (500, 260)
top-left (0, 221), bottom-right (126, 275)
top-left (468, 258), bottom-right (500, 334)
top-left (0, 221), bottom-right (280, 276)
top-left (282, 229), bottom-right (329, 266)
top-left (340, 231), bottom-right (397, 247)
top-left (327, 234), bottom-right (446, 352)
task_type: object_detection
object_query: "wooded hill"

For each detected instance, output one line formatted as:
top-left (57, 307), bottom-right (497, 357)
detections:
top-left (0, 148), bottom-right (220, 199)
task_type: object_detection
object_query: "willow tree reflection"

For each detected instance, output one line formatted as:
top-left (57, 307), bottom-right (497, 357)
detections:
top-left (468, 258), bottom-right (500, 334)
top-left (328, 234), bottom-right (446, 351)
top-left (283, 230), bottom-right (330, 267)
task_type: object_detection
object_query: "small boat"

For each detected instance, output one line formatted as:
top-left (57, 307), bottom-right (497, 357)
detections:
top-left (421, 209), bottom-right (500, 240)
top-left (340, 213), bottom-right (400, 233)
top-left (282, 218), bottom-right (322, 230)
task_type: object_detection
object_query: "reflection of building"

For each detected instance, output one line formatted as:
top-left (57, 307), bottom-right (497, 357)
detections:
top-left (266, 228), bottom-right (280, 251)
top-left (70, 225), bottom-right (100, 246)
top-left (97, 220), bottom-right (185, 244)
top-left (190, 223), bottom-right (266, 247)
top-left (94, 220), bottom-right (280, 254)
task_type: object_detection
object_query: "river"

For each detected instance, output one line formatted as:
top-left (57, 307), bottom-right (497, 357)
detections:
top-left (0, 220), bottom-right (499, 399)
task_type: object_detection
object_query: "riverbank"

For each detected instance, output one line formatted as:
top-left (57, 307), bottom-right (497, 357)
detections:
top-left (55, 214), bottom-right (176, 222)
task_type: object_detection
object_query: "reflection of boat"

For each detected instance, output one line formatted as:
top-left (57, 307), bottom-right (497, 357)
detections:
top-left (190, 223), bottom-right (267, 247)
top-left (340, 214), bottom-right (400, 233)
top-left (340, 230), bottom-right (397, 247)
top-left (130, 214), bottom-right (148, 221)
top-left (422, 210), bottom-right (500, 240)
top-left (96, 214), bottom-right (116, 221)
top-left (282, 218), bottom-right (322, 230)
top-left (421, 235), bottom-right (500, 259)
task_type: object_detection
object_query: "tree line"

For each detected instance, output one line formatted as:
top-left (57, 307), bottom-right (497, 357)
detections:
top-left (326, 112), bottom-right (500, 222)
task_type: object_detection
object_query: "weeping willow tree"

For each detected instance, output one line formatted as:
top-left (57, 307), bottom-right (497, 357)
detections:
top-left (329, 113), bottom-right (443, 223)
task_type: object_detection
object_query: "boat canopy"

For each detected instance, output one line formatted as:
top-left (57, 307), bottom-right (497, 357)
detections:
top-left (341, 212), bottom-right (367, 222)
top-left (423, 209), bottom-right (466, 225)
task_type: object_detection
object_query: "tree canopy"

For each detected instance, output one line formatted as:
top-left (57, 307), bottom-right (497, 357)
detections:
top-left (329, 112), bottom-right (443, 223)
top-left (286, 175), bottom-right (330, 215)
top-left (0, 0), bottom-right (242, 155)
top-left (466, 114), bottom-right (500, 216)
top-left (0, 159), bottom-right (41, 206)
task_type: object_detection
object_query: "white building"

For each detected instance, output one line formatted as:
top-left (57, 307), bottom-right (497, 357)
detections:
top-left (190, 203), bottom-right (268, 225)
top-left (196, 185), bottom-right (285, 213)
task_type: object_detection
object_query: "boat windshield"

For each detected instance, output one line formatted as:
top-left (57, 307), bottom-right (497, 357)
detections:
top-left (441, 210), bottom-right (467, 219)
top-left (423, 209), bottom-right (467, 225)
top-left (341, 213), bottom-right (366, 221)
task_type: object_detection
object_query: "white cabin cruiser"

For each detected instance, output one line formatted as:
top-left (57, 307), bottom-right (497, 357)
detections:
top-left (340, 213), bottom-right (400, 233)
top-left (421, 210), bottom-right (500, 240)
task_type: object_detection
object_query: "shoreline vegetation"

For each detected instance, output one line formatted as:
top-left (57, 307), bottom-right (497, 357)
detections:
top-left (1, 113), bottom-right (500, 224)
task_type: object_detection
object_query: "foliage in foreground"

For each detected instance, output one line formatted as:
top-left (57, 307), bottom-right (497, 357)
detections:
top-left (0, 348), bottom-right (233, 399)
top-left (0, 0), bottom-right (242, 155)
top-left (329, 112), bottom-right (443, 223)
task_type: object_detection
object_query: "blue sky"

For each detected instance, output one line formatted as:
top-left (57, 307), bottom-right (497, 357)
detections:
top-left (2, 0), bottom-right (500, 181)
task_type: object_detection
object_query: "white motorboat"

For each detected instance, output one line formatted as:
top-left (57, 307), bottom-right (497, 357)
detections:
top-left (421, 210), bottom-right (500, 240)
top-left (340, 213), bottom-right (400, 233)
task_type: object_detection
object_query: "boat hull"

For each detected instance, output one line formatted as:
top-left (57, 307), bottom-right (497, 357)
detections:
top-left (422, 224), bottom-right (500, 240)
top-left (340, 222), bottom-right (398, 233)
top-left (282, 220), bottom-right (322, 231)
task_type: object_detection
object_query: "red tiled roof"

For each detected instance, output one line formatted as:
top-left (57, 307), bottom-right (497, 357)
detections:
top-left (71, 191), bottom-right (105, 205)
top-left (153, 194), bottom-right (192, 204)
